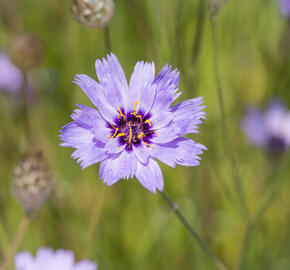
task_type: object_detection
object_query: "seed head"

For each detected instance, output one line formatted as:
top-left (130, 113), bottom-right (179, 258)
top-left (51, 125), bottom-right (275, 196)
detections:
top-left (9, 34), bottom-right (43, 71)
top-left (12, 152), bottom-right (52, 215)
top-left (71, 0), bottom-right (115, 28)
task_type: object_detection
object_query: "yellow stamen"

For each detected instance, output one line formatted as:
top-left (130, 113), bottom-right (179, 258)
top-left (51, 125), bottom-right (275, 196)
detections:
top-left (128, 124), bottom-right (133, 144)
top-left (154, 130), bottom-right (158, 135)
top-left (130, 101), bottom-right (139, 115)
top-left (137, 133), bottom-right (144, 139)
top-left (117, 107), bottom-right (126, 119)
top-left (108, 128), bottom-right (118, 139)
top-left (136, 115), bottom-right (142, 122)
top-left (116, 133), bottom-right (125, 138)
top-left (144, 119), bottom-right (152, 127)
top-left (143, 141), bottom-right (155, 148)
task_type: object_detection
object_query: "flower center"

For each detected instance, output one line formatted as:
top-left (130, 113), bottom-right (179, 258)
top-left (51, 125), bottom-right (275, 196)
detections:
top-left (107, 102), bottom-right (156, 152)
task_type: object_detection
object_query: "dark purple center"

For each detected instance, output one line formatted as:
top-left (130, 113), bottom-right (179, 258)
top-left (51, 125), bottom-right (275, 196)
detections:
top-left (107, 106), bottom-right (156, 152)
top-left (268, 136), bottom-right (287, 152)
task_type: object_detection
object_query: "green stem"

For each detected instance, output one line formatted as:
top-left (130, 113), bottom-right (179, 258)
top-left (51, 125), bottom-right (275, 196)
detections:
top-left (104, 26), bottom-right (111, 53)
top-left (160, 191), bottom-right (228, 270)
top-left (210, 19), bottom-right (248, 216)
top-left (238, 157), bottom-right (287, 270)
top-left (0, 216), bottom-right (30, 270)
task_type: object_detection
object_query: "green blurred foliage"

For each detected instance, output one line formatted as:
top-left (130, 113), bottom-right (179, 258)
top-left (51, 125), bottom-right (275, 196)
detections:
top-left (0, 0), bottom-right (290, 269)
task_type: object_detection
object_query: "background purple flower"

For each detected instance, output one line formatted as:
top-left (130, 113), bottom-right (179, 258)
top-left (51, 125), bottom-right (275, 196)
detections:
top-left (15, 247), bottom-right (98, 270)
top-left (60, 53), bottom-right (206, 193)
top-left (241, 100), bottom-right (290, 152)
top-left (278, 0), bottom-right (290, 18)
top-left (0, 52), bottom-right (23, 93)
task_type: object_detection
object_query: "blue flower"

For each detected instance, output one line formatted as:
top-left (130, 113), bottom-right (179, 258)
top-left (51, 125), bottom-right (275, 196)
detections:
top-left (241, 100), bottom-right (290, 152)
top-left (278, 0), bottom-right (290, 18)
top-left (15, 248), bottom-right (97, 270)
top-left (60, 53), bottom-right (207, 193)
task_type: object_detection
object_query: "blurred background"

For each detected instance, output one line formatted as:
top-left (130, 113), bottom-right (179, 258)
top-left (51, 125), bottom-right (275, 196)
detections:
top-left (0, 0), bottom-right (290, 269)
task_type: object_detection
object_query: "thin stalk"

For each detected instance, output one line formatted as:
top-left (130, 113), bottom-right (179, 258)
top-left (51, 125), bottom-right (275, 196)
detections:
top-left (104, 26), bottom-right (111, 53)
top-left (210, 20), bottom-right (248, 216)
top-left (238, 157), bottom-right (287, 270)
top-left (21, 72), bottom-right (33, 148)
top-left (160, 191), bottom-right (228, 270)
top-left (0, 216), bottom-right (31, 270)
top-left (189, 0), bottom-right (206, 92)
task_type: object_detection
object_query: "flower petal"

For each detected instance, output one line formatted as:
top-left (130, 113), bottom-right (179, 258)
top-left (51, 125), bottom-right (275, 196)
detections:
top-left (73, 74), bottom-right (116, 122)
top-left (99, 151), bottom-right (137, 186)
top-left (150, 138), bottom-right (207, 168)
top-left (95, 53), bottom-right (129, 98)
top-left (153, 63), bottom-right (180, 91)
top-left (74, 260), bottom-right (98, 270)
top-left (135, 158), bottom-right (163, 193)
top-left (72, 104), bottom-right (110, 143)
top-left (14, 251), bottom-right (35, 270)
top-left (241, 108), bottom-right (268, 146)
top-left (60, 122), bottom-right (94, 148)
top-left (151, 97), bottom-right (206, 143)
top-left (127, 61), bottom-right (155, 111)
top-left (133, 144), bottom-right (150, 164)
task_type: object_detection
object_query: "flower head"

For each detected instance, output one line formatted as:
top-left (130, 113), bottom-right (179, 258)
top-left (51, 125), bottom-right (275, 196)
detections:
top-left (0, 52), bottom-right (23, 93)
top-left (15, 248), bottom-right (97, 270)
top-left (278, 0), bottom-right (290, 18)
top-left (241, 100), bottom-right (290, 152)
top-left (71, 0), bottom-right (115, 28)
top-left (12, 152), bottom-right (52, 215)
top-left (60, 53), bottom-right (206, 193)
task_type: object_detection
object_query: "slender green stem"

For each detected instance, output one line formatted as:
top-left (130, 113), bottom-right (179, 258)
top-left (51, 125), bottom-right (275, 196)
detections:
top-left (210, 19), bottom-right (248, 216)
top-left (21, 71), bottom-right (33, 148)
top-left (0, 216), bottom-right (31, 270)
top-left (104, 26), bottom-right (111, 53)
top-left (160, 191), bottom-right (228, 270)
top-left (238, 157), bottom-right (287, 270)
top-left (190, 0), bottom-right (206, 70)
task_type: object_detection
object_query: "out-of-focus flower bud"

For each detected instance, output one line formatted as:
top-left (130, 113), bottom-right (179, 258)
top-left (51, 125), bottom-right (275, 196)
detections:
top-left (71, 0), bottom-right (115, 28)
top-left (209, 0), bottom-right (226, 20)
top-left (9, 34), bottom-right (43, 71)
top-left (12, 152), bottom-right (52, 216)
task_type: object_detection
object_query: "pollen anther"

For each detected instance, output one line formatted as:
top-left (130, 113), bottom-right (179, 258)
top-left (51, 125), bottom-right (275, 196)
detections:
top-left (130, 101), bottom-right (140, 116)
top-left (137, 133), bottom-right (144, 139)
top-left (117, 107), bottom-right (126, 119)
top-left (144, 119), bottom-right (152, 126)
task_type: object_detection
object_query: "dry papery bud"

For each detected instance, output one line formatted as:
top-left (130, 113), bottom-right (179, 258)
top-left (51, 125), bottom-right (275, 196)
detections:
top-left (71, 0), bottom-right (115, 28)
top-left (12, 152), bottom-right (52, 216)
top-left (209, 0), bottom-right (226, 19)
top-left (9, 34), bottom-right (43, 71)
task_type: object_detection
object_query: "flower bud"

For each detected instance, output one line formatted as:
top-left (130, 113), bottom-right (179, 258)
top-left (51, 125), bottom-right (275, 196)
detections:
top-left (9, 34), bottom-right (43, 71)
top-left (71, 0), bottom-right (115, 28)
top-left (12, 152), bottom-right (52, 215)
top-left (209, 0), bottom-right (226, 20)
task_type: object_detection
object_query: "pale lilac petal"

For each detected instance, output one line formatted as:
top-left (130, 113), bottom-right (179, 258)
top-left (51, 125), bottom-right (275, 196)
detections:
top-left (60, 122), bottom-right (94, 148)
top-left (0, 52), bottom-right (23, 92)
top-left (95, 53), bottom-right (128, 98)
top-left (153, 63), bottom-right (180, 91)
top-left (100, 151), bottom-right (137, 186)
top-left (151, 97), bottom-right (206, 143)
top-left (49, 249), bottom-right (74, 269)
top-left (14, 251), bottom-right (35, 270)
top-left (72, 104), bottom-right (110, 143)
top-left (74, 260), bottom-right (98, 270)
top-left (127, 61), bottom-right (155, 111)
top-left (241, 108), bottom-right (269, 147)
top-left (71, 140), bottom-right (106, 169)
top-left (150, 138), bottom-right (207, 168)
top-left (73, 74), bottom-right (116, 122)
top-left (279, 0), bottom-right (290, 18)
top-left (104, 138), bottom-right (126, 154)
top-left (133, 144), bottom-right (150, 164)
top-left (135, 159), bottom-right (163, 193)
